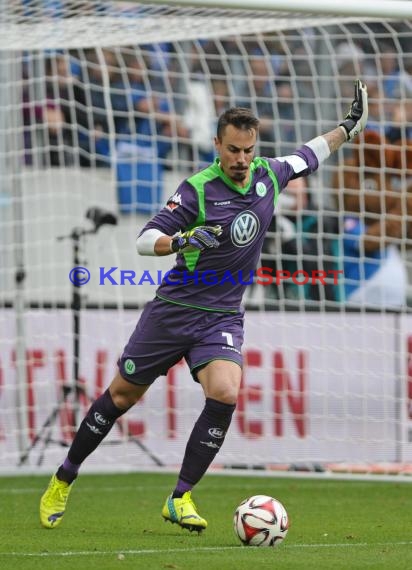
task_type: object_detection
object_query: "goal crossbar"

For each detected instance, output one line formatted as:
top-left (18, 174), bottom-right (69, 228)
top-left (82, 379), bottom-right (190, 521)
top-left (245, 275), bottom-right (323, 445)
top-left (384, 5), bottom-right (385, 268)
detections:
top-left (135, 0), bottom-right (412, 18)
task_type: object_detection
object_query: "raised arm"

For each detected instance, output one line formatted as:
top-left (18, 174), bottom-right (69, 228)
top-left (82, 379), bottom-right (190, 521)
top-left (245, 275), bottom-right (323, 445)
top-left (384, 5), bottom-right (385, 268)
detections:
top-left (272, 80), bottom-right (369, 190)
top-left (302, 79), bottom-right (368, 166)
top-left (323, 79), bottom-right (369, 153)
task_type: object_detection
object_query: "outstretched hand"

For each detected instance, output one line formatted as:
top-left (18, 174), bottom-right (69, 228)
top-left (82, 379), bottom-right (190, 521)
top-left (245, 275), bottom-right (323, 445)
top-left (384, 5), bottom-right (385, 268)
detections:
top-left (339, 80), bottom-right (368, 141)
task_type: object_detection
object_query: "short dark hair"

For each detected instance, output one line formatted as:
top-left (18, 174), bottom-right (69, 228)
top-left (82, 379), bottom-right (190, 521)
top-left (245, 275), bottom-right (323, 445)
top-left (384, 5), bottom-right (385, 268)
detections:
top-left (216, 107), bottom-right (259, 140)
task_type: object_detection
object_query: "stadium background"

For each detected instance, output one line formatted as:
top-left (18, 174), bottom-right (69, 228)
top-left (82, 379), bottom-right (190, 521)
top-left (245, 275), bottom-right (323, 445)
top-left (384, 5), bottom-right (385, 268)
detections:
top-left (1, 0), bottom-right (412, 478)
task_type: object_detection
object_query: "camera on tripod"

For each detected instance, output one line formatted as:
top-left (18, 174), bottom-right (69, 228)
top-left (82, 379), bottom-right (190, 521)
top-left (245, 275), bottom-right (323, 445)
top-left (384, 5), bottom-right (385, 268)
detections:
top-left (19, 206), bottom-right (117, 466)
top-left (85, 207), bottom-right (117, 233)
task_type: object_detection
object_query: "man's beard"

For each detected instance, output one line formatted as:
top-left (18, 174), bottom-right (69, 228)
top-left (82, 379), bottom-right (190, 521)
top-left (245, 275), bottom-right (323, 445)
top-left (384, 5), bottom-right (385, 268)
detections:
top-left (231, 168), bottom-right (248, 182)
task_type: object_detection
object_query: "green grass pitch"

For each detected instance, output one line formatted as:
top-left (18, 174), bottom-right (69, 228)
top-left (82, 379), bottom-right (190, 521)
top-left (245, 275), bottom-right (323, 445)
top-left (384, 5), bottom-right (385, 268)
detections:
top-left (0, 472), bottom-right (411, 570)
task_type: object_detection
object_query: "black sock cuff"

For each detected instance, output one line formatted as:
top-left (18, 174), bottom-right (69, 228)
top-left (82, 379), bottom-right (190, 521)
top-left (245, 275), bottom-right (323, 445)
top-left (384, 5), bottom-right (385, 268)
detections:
top-left (205, 397), bottom-right (236, 415)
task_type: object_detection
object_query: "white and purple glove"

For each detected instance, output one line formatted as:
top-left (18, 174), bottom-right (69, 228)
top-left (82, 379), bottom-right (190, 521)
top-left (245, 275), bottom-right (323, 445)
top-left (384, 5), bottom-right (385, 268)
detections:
top-left (170, 225), bottom-right (223, 253)
top-left (339, 79), bottom-right (368, 141)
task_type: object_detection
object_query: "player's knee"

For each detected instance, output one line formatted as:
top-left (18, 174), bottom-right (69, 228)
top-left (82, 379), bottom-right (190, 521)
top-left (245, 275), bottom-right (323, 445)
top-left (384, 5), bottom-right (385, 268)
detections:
top-left (110, 392), bottom-right (133, 410)
top-left (109, 373), bottom-right (149, 410)
top-left (210, 386), bottom-right (238, 405)
top-left (198, 362), bottom-right (241, 404)
top-left (205, 377), bottom-right (240, 404)
top-left (110, 388), bottom-right (146, 410)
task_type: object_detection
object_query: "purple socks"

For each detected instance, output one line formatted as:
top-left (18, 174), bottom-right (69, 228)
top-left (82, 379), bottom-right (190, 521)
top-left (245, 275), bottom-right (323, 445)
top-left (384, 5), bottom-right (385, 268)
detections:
top-left (174, 398), bottom-right (236, 494)
top-left (56, 388), bottom-right (126, 483)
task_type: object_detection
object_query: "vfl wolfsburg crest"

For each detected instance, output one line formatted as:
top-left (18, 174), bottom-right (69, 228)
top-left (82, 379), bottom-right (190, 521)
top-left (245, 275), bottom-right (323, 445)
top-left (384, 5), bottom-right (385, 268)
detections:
top-left (125, 359), bottom-right (136, 374)
top-left (256, 182), bottom-right (267, 197)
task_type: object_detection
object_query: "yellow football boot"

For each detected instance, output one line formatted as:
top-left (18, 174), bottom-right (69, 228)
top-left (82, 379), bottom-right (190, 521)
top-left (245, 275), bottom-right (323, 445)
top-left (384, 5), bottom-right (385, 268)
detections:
top-left (162, 491), bottom-right (207, 533)
top-left (40, 474), bottom-right (73, 528)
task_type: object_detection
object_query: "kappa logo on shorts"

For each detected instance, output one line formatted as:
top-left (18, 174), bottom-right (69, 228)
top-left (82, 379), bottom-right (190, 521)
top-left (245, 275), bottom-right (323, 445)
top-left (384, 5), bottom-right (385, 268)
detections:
top-left (124, 359), bottom-right (136, 374)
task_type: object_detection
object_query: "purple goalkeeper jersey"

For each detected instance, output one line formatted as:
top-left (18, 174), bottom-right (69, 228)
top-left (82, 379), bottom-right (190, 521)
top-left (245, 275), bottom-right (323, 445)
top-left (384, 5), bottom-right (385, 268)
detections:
top-left (139, 146), bottom-right (319, 311)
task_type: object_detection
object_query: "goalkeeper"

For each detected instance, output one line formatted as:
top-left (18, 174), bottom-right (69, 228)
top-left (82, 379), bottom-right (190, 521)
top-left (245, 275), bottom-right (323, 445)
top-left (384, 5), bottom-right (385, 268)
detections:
top-left (40, 81), bottom-right (368, 532)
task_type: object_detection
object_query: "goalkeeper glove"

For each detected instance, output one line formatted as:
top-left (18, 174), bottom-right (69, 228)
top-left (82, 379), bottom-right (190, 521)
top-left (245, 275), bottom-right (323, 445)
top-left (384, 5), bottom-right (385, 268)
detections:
top-left (170, 225), bottom-right (223, 253)
top-left (339, 79), bottom-right (368, 141)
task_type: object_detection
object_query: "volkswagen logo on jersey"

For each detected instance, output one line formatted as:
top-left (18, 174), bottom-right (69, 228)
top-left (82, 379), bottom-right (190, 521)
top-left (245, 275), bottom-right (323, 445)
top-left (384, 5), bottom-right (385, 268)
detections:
top-left (230, 210), bottom-right (260, 247)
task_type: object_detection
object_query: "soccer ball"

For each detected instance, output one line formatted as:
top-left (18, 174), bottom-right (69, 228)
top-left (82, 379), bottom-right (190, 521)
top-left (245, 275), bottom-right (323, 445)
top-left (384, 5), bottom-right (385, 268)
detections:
top-left (233, 495), bottom-right (289, 547)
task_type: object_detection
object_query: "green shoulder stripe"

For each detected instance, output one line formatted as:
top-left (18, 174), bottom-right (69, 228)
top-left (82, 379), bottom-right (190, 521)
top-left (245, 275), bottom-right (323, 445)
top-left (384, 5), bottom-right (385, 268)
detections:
top-left (183, 164), bottom-right (219, 271)
top-left (252, 157), bottom-right (280, 207)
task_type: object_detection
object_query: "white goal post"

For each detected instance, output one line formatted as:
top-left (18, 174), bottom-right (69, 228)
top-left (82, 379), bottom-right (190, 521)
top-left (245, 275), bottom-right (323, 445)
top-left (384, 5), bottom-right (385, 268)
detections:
top-left (1, 1), bottom-right (412, 480)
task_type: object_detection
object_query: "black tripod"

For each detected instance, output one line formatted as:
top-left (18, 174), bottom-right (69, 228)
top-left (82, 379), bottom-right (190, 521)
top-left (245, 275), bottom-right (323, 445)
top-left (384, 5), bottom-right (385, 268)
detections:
top-left (19, 208), bottom-right (163, 467)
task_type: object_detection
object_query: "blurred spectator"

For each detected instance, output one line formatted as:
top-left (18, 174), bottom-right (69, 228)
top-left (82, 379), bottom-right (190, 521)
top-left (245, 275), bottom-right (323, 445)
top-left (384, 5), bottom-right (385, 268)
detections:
top-left (182, 73), bottom-right (233, 169)
top-left (182, 74), bottom-right (217, 168)
top-left (236, 53), bottom-right (278, 156)
top-left (111, 49), bottom-right (188, 214)
top-left (212, 77), bottom-right (232, 118)
top-left (261, 177), bottom-right (340, 304)
top-left (333, 130), bottom-right (409, 308)
top-left (397, 55), bottom-right (412, 98)
top-left (43, 53), bottom-right (76, 166)
top-left (22, 58), bottom-right (44, 166)
top-left (363, 81), bottom-right (386, 137)
top-left (73, 48), bottom-right (115, 167)
top-left (178, 41), bottom-right (233, 169)
top-left (334, 41), bottom-right (374, 126)
top-left (340, 216), bottom-right (407, 308)
top-left (335, 42), bottom-right (367, 89)
top-left (22, 51), bottom-right (76, 167)
top-left (375, 41), bottom-right (403, 130)
top-left (22, 0), bottom-right (64, 18)
top-left (385, 98), bottom-right (412, 142)
top-left (379, 41), bottom-right (401, 100)
top-left (284, 42), bottom-right (317, 144)
top-left (364, 81), bottom-right (412, 143)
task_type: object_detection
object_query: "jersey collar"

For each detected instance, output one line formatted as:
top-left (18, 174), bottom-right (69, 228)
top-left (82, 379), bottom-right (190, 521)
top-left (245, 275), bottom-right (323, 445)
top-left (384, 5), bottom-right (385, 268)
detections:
top-left (213, 158), bottom-right (258, 195)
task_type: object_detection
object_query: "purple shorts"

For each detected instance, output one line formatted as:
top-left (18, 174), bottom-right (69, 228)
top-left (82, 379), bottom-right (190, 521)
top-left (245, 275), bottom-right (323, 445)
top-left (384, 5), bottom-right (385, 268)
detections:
top-left (118, 297), bottom-right (244, 385)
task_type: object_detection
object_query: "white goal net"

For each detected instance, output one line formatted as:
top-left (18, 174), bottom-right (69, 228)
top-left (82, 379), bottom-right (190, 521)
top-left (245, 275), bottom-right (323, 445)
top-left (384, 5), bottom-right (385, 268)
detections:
top-left (1, 0), bottom-right (412, 478)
